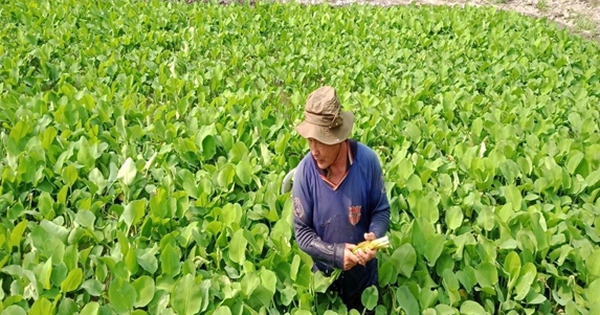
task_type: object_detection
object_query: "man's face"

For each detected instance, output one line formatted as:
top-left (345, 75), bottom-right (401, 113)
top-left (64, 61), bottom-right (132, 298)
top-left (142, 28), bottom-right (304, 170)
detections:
top-left (308, 138), bottom-right (341, 170)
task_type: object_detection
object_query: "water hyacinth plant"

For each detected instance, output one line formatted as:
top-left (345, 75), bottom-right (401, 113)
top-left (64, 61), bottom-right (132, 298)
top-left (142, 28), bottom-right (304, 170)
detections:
top-left (1, 0), bottom-right (599, 314)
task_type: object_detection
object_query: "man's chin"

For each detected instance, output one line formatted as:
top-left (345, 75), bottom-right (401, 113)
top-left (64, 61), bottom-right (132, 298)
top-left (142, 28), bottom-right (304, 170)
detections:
top-left (316, 162), bottom-right (329, 170)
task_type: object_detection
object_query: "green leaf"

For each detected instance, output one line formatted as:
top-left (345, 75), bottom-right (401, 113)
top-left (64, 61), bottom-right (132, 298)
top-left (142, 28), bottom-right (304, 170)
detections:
top-left (172, 274), bottom-right (202, 315)
top-left (260, 269), bottom-right (277, 296)
top-left (38, 192), bottom-right (54, 218)
top-left (515, 263), bottom-right (537, 300)
top-left (290, 254), bottom-right (301, 281)
top-left (242, 272), bottom-right (260, 297)
top-left (398, 158), bottom-right (415, 181)
top-left (160, 243), bottom-right (181, 277)
top-left (531, 212), bottom-right (548, 252)
top-left (122, 199), bottom-right (147, 230)
top-left (566, 151), bottom-right (584, 174)
top-left (58, 298), bottom-right (78, 315)
top-left (504, 251), bottom-right (521, 291)
top-left (229, 229), bottom-right (247, 265)
top-left (379, 262), bottom-right (395, 286)
top-left (312, 270), bottom-right (336, 293)
top-left (80, 302), bottom-right (100, 315)
top-left (587, 278), bottom-right (600, 303)
top-left (117, 157), bottom-right (137, 185)
top-left (181, 169), bottom-right (199, 199)
top-left (136, 249), bottom-right (158, 274)
top-left (64, 245), bottom-right (79, 271)
top-left (132, 276), bottom-right (155, 308)
top-left (8, 201), bottom-right (24, 220)
top-left (445, 206), bottom-right (463, 230)
top-left (390, 243), bottom-right (417, 278)
top-left (30, 298), bottom-right (53, 315)
top-left (502, 185), bottom-right (522, 211)
top-left (220, 203), bottom-right (243, 229)
top-left (125, 248), bottom-right (138, 274)
top-left (60, 267), bottom-right (83, 293)
top-left (460, 301), bottom-right (488, 315)
top-left (423, 234), bottom-right (445, 267)
top-left (396, 285), bottom-right (420, 315)
top-left (280, 286), bottom-right (297, 306)
top-left (89, 168), bottom-right (107, 194)
top-left (40, 219), bottom-right (69, 243)
top-left (405, 122), bottom-right (422, 143)
top-left (109, 277), bottom-right (137, 314)
top-left (413, 217), bottom-right (444, 266)
top-left (235, 160), bottom-right (253, 186)
top-left (229, 141), bottom-right (249, 163)
top-left (51, 262), bottom-right (68, 287)
top-left (62, 164), bottom-right (79, 186)
top-left (39, 257), bottom-right (53, 290)
top-left (9, 120), bottom-right (30, 142)
top-left (587, 249), bottom-right (600, 279)
top-left (456, 266), bottom-right (477, 294)
top-left (75, 210), bottom-right (96, 229)
top-left (442, 269), bottom-right (459, 291)
top-left (406, 174), bottom-right (423, 192)
top-left (81, 279), bottom-right (103, 296)
top-left (361, 286), bottom-right (378, 311)
top-left (217, 164), bottom-right (236, 189)
top-left (419, 287), bottom-right (439, 310)
top-left (200, 135), bottom-right (217, 160)
top-left (587, 169), bottom-right (600, 187)
top-left (9, 220), bottom-right (28, 248)
top-left (474, 262), bottom-right (498, 293)
top-left (434, 304), bottom-right (457, 315)
top-left (1, 306), bottom-right (26, 315)
top-left (477, 207), bottom-right (495, 231)
top-left (212, 306), bottom-right (232, 315)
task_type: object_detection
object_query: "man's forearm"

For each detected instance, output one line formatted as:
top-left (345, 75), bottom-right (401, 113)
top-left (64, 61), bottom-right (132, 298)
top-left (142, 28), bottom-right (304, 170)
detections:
top-left (369, 207), bottom-right (390, 238)
top-left (294, 221), bottom-right (345, 268)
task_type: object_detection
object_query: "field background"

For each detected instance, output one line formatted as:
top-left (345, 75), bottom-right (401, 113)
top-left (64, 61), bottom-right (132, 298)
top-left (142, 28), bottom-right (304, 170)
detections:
top-left (1, 0), bottom-right (600, 314)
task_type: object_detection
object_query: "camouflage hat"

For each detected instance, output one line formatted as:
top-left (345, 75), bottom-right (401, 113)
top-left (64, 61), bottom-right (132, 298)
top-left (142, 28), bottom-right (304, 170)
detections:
top-left (295, 86), bottom-right (354, 145)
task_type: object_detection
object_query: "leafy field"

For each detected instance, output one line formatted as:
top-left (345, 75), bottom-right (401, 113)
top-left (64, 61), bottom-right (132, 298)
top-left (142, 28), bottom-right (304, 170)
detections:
top-left (1, 0), bottom-right (600, 314)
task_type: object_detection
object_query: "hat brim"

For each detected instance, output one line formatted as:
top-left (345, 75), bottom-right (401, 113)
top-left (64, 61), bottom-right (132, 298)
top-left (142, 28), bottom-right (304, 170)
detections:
top-left (295, 111), bottom-right (354, 145)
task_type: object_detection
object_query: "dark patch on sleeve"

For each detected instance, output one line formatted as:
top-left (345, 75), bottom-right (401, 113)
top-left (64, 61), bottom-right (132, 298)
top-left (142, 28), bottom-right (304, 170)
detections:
top-left (293, 197), bottom-right (305, 219)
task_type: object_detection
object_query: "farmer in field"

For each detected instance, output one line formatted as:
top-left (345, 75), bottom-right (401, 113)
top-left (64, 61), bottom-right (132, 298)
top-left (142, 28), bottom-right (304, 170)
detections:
top-left (291, 86), bottom-right (391, 312)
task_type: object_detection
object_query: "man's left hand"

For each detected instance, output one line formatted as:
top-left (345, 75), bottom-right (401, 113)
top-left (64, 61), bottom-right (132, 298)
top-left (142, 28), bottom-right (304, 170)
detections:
top-left (355, 232), bottom-right (378, 266)
top-left (354, 248), bottom-right (376, 266)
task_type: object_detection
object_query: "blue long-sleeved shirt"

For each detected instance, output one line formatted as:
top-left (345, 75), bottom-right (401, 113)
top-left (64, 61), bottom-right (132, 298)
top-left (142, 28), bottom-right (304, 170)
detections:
top-left (292, 140), bottom-right (390, 298)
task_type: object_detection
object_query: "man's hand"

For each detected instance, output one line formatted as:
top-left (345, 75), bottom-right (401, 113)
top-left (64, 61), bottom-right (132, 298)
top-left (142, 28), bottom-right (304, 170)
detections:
top-left (354, 248), bottom-right (377, 266)
top-left (354, 232), bottom-right (377, 266)
top-left (364, 232), bottom-right (376, 241)
top-left (343, 244), bottom-right (359, 270)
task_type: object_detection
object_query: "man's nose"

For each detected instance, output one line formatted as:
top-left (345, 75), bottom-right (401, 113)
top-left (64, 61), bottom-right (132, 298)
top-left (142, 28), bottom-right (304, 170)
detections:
top-left (311, 147), bottom-right (319, 156)
top-left (310, 144), bottom-right (319, 156)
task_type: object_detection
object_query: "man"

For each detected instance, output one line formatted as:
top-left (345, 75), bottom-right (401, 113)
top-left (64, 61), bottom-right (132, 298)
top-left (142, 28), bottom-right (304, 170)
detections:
top-left (291, 86), bottom-right (391, 312)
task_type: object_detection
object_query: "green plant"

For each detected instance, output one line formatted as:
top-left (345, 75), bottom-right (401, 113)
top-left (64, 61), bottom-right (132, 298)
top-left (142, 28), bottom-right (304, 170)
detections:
top-left (1, 0), bottom-right (600, 314)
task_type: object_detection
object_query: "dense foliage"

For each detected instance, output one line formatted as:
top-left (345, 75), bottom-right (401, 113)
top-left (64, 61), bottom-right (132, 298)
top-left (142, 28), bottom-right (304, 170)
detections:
top-left (1, 0), bottom-right (600, 314)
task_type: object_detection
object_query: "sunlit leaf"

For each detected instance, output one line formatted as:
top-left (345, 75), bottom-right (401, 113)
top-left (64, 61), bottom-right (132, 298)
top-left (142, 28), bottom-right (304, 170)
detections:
top-left (60, 267), bottom-right (83, 293)
top-left (117, 157), bottom-right (137, 185)
top-left (109, 277), bottom-right (137, 314)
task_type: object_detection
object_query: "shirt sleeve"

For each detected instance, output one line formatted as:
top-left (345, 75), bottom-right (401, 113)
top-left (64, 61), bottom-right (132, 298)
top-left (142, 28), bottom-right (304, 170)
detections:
top-left (292, 163), bottom-right (345, 269)
top-left (368, 152), bottom-right (391, 238)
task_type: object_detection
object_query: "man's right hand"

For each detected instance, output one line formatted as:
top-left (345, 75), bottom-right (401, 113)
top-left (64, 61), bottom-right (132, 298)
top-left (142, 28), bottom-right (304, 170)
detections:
top-left (342, 244), bottom-right (359, 270)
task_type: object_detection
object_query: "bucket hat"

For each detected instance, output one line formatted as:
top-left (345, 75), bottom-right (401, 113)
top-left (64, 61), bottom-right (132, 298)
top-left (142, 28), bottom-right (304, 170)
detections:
top-left (295, 86), bottom-right (354, 145)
